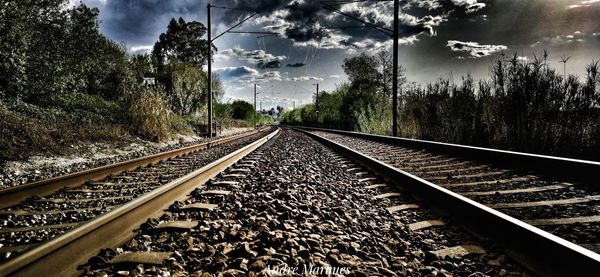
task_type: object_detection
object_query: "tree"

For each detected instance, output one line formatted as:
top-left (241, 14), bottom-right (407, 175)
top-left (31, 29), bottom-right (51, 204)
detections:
top-left (152, 18), bottom-right (215, 69)
top-left (342, 53), bottom-right (382, 94)
top-left (130, 54), bottom-right (156, 83)
top-left (230, 100), bottom-right (255, 120)
top-left (165, 60), bottom-right (208, 115)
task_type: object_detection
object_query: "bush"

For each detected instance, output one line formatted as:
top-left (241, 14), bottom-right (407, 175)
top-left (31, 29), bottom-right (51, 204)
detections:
top-left (128, 88), bottom-right (171, 141)
top-left (0, 100), bottom-right (128, 161)
top-left (169, 114), bottom-right (194, 135)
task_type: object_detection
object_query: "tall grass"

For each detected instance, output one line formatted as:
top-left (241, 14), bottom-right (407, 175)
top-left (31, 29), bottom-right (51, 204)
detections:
top-left (283, 53), bottom-right (600, 160)
top-left (128, 87), bottom-right (171, 141)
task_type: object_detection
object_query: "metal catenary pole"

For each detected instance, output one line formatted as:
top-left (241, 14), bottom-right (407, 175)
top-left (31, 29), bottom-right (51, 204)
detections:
top-left (205, 4), bottom-right (275, 137)
top-left (314, 83), bottom-right (319, 117)
top-left (254, 84), bottom-right (257, 128)
top-left (207, 4), bottom-right (213, 138)
top-left (392, 0), bottom-right (399, 137)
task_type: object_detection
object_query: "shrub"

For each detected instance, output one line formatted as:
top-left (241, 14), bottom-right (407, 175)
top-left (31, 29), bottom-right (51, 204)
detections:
top-left (128, 88), bottom-right (171, 141)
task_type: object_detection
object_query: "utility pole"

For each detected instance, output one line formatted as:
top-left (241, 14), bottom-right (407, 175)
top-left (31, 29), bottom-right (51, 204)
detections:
top-left (293, 101), bottom-right (295, 110)
top-left (254, 84), bottom-right (257, 128)
top-left (392, 0), bottom-right (399, 137)
top-left (313, 83), bottom-right (319, 117)
top-left (260, 101), bottom-right (262, 111)
top-left (207, 3), bottom-right (213, 139)
top-left (205, 5), bottom-right (276, 138)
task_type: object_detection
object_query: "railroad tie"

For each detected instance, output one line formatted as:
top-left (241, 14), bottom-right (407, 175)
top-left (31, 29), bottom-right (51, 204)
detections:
top-left (461, 182), bottom-right (573, 197)
top-left (579, 243), bottom-right (600, 253)
top-left (221, 174), bottom-right (246, 179)
top-left (0, 206), bottom-right (115, 216)
top-left (429, 245), bottom-right (486, 259)
top-left (236, 162), bottom-right (255, 168)
top-left (386, 204), bottom-right (419, 213)
top-left (408, 220), bottom-right (445, 231)
top-left (210, 181), bottom-right (240, 188)
top-left (152, 221), bottom-right (198, 231)
top-left (426, 170), bottom-right (510, 181)
top-left (443, 176), bottom-right (536, 189)
top-left (364, 184), bottom-right (387, 189)
top-left (0, 222), bottom-right (79, 233)
top-left (109, 252), bottom-right (172, 266)
top-left (200, 190), bottom-right (231, 196)
top-left (524, 215), bottom-right (600, 226)
top-left (0, 243), bottom-right (41, 255)
top-left (374, 192), bottom-right (401, 199)
top-left (359, 177), bottom-right (377, 183)
top-left (488, 195), bottom-right (600, 209)
top-left (229, 168), bottom-right (251, 173)
top-left (181, 203), bottom-right (219, 211)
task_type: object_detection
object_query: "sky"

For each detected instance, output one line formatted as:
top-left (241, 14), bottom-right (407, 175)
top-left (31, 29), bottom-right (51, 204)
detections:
top-left (69, 0), bottom-right (600, 110)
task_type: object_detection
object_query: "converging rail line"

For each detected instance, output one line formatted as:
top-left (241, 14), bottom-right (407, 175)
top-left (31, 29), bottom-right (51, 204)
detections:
top-left (1, 126), bottom-right (599, 276)
top-left (297, 126), bottom-right (600, 275)
top-left (0, 127), bottom-right (277, 275)
top-left (79, 128), bottom-right (528, 276)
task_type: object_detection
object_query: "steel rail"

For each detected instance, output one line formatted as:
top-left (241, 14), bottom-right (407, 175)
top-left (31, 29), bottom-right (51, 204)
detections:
top-left (296, 127), bottom-right (600, 276)
top-left (296, 126), bottom-right (600, 186)
top-left (0, 128), bottom-right (280, 276)
top-left (0, 129), bottom-right (265, 209)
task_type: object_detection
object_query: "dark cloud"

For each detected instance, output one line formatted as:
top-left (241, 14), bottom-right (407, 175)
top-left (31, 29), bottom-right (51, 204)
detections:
top-left (447, 40), bottom-right (507, 58)
top-left (92, 0), bottom-right (206, 47)
top-left (214, 66), bottom-right (257, 79)
top-left (258, 60), bottom-right (282, 69)
top-left (286, 63), bottom-right (306, 67)
top-left (220, 47), bottom-right (286, 68)
top-left (235, 0), bottom-right (486, 50)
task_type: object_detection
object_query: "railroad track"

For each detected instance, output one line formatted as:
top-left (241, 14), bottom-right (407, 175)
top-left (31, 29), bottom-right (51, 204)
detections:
top-left (2, 126), bottom-right (599, 275)
top-left (297, 126), bottom-right (600, 275)
top-left (79, 128), bottom-right (527, 276)
top-left (0, 127), bottom-right (278, 276)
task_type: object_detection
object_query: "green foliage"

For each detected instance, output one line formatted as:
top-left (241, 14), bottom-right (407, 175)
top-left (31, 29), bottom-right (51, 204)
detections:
top-left (152, 18), bottom-right (214, 68)
top-left (0, 1), bottom-right (134, 100)
top-left (169, 114), bottom-right (194, 135)
top-left (284, 51), bottom-right (600, 159)
top-left (130, 54), bottom-right (156, 83)
top-left (0, 99), bottom-right (128, 161)
top-left (164, 60), bottom-right (208, 115)
top-left (230, 100), bottom-right (256, 121)
top-left (259, 114), bottom-right (275, 125)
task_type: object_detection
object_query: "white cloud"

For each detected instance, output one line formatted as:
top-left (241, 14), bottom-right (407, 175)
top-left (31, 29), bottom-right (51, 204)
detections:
top-left (286, 76), bottom-right (324, 82)
top-left (128, 45), bottom-right (152, 55)
top-left (451, 0), bottom-right (486, 13)
top-left (213, 53), bottom-right (230, 62)
top-left (447, 40), bottom-right (507, 58)
top-left (530, 31), bottom-right (589, 48)
top-left (568, 0), bottom-right (600, 8)
top-left (330, 74), bottom-right (343, 78)
top-left (219, 47), bottom-right (287, 68)
top-left (214, 66), bottom-right (282, 84)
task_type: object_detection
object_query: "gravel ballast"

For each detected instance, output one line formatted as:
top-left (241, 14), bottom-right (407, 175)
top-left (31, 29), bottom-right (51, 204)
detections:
top-left (0, 130), bottom-right (270, 262)
top-left (81, 129), bottom-right (525, 276)
top-left (0, 128), bottom-right (253, 189)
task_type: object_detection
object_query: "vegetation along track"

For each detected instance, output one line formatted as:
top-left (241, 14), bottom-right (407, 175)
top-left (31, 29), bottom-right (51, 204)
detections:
top-left (298, 126), bottom-right (600, 275)
top-left (80, 128), bottom-right (527, 276)
top-left (0, 127), bottom-right (275, 274)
